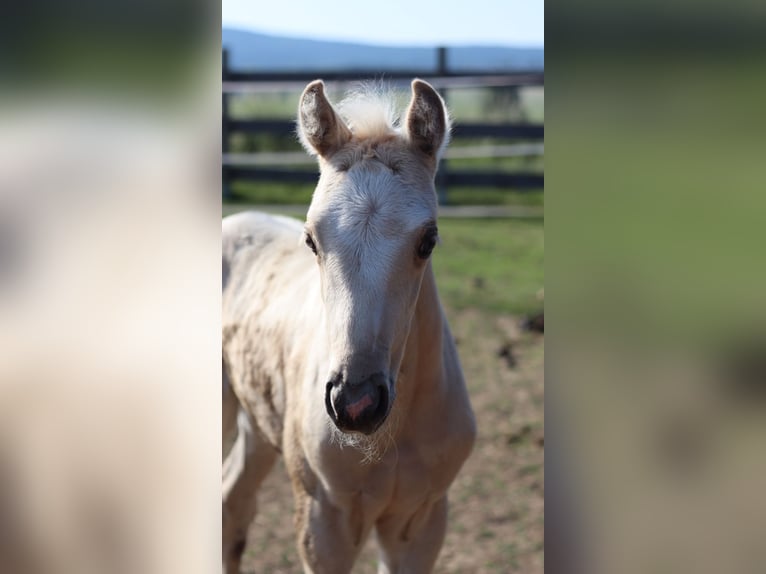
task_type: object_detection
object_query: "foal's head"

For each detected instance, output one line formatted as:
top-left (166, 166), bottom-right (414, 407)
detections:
top-left (298, 79), bottom-right (450, 436)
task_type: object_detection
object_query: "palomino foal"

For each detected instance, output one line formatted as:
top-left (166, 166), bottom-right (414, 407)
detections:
top-left (222, 79), bottom-right (476, 573)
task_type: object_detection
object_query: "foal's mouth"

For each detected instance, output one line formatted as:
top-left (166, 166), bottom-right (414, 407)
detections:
top-left (325, 374), bottom-right (393, 435)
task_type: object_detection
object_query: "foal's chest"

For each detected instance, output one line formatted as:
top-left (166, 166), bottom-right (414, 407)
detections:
top-left (319, 431), bottom-right (465, 516)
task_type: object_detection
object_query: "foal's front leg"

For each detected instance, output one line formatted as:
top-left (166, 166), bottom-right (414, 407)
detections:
top-left (222, 409), bottom-right (278, 574)
top-left (374, 496), bottom-right (448, 574)
top-left (292, 483), bottom-right (369, 574)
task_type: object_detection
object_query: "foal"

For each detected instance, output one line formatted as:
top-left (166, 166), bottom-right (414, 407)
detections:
top-left (222, 79), bottom-right (475, 573)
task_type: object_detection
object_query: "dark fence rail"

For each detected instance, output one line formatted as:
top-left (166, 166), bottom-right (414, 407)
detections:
top-left (222, 49), bottom-right (544, 201)
top-left (226, 119), bottom-right (544, 141)
top-left (223, 70), bottom-right (545, 86)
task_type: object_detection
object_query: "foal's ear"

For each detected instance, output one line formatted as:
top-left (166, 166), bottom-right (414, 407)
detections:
top-left (405, 79), bottom-right (451, 164)
top-left (298, 80), bottom-right (352, 158)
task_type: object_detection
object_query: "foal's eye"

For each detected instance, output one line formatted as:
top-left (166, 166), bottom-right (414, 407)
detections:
top-left (417, 226), bottom-right (439, 259)
top-left (304, 233), bottom-right (318, 255)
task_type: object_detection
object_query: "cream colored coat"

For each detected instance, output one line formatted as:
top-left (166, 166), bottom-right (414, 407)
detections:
top-left (222, 79), bottom-right (475, 574)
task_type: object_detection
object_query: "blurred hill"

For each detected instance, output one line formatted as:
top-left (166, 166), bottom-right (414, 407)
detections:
top-left (222, 28), bottom-right (544, 72)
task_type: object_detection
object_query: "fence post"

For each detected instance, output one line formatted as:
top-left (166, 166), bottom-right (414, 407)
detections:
top-left (222, 49), bottom-right (232, 200)
top-left (435, 46), bottom-right (449, 206)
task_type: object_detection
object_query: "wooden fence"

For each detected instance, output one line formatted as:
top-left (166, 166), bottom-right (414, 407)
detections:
top-left (222, 49), bottom-right (544, 202)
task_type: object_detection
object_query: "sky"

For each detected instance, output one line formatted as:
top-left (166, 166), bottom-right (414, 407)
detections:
top-left (222, 0), bottom-right (544, 47)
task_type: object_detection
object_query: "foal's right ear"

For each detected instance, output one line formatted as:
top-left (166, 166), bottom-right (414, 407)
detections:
top-left (298, 80), bottom-right (352, 158)
top-left (405, 79), bottom-right (451, 165)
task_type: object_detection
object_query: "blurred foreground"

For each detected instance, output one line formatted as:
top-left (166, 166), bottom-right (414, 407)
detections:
top-left (547, 4), bottom-right (766, 573)
top-left (0, 7), bottom-right (221, 573)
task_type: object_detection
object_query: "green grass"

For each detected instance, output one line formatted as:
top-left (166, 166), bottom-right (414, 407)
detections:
top-left (229, 85), bottom-right (545, 123)
top-left (229, 91), bottom-right (299, 119)
top-left (433, 218), bottom-right (544, 316)
top-left (444, 188), bottom-right (543, 207)
top-left (227, 180), bottom-right (543, 208)
top-left (227, 181), bottom-right (317, 204)
top-left (446, 150), bottom-right (544, 172)
top-left (448, 85), bottom-right (544, 123)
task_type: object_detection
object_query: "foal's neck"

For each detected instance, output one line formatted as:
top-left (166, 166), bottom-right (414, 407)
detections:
top-left (401, 263), bottom-right (445, 387)
top-left (416, 263), bottom-right (443, 336)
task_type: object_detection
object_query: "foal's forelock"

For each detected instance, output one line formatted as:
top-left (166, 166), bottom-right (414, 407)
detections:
top-left (336, 85), bottom-right (401, 140)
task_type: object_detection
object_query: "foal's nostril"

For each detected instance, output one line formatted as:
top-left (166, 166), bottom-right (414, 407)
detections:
top-left (374, 381), bottom-right (389, 417)
top-left (325, 381), bottom-right (339, 424)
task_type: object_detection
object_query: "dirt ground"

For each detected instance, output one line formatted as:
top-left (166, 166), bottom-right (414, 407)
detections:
top-left (239, 308), bottom-right (544, 573)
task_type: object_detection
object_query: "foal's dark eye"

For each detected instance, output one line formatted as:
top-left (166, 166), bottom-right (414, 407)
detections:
top-left (304, 232), bottom-right (318, 255)
top-left (417, 226), bottom-right (438, 259)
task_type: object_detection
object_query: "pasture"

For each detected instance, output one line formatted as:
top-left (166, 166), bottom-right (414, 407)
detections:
top-left (224, 210), bottom-right (544, 573)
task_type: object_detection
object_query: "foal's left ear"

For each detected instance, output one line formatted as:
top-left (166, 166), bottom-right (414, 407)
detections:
top-left (405, 79), bottom-right (451, 165)
top-left (298, 80), bottom-right (352, 159)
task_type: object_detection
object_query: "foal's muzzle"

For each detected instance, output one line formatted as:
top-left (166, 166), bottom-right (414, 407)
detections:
top-left (325, 372), bottom-right (391, 435)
